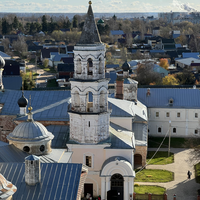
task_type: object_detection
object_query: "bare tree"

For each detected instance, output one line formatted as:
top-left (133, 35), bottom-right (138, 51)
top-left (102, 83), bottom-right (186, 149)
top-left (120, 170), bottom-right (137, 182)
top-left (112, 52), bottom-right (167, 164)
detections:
top-left (12, 36), bottom-right (27, 56)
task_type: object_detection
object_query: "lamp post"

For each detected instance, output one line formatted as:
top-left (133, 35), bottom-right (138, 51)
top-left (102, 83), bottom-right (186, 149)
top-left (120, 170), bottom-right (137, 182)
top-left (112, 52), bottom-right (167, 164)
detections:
top-left (168, 121), bottom-right (171, 157)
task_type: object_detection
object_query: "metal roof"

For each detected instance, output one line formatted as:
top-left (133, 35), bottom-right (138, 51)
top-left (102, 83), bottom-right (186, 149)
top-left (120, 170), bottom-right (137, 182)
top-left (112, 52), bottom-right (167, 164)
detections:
top-left (0, 162), bottom-right (83, 200)
top-left (137, 88), bottom-right (200, 108)
top-left (3, 76), bottom-right (22, 90)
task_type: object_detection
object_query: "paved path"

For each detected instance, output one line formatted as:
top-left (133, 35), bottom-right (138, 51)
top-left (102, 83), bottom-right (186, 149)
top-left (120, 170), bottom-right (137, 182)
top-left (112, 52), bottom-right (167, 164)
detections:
top-left (26, 63), bottom-right (56, 88)
top-left (135, 148), bottom-right (200, 200)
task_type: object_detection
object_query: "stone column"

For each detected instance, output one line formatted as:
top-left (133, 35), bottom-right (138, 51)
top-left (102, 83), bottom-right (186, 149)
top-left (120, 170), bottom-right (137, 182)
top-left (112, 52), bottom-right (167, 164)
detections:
top-left (105, 176), bottom-right (110, 199)
top-left (124, 177), bottom-right (129, 200)
top-left (129, 177), bottom-right (134, 199)
top-left (93, 94), bottom-right (99, 113)
top-left (101, 177), bottom-right (106, 200)
top-left (0, 68), bottom-right (3, 89)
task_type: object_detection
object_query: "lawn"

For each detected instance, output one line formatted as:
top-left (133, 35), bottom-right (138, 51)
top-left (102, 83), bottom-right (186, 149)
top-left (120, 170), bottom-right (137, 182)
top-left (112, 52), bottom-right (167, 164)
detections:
top-left (195, 162), bottom-right (200, 183)
top-left (38, 65), bottom-right (57, 73)
top-left (135, 169), bottom-right (174, 182)
top-left (134, 185), bottom-right (166, 195)
top-left (47, 79), bottom-right (58, 87)
top-left (148, 136), bottom-right (187, 148)
top-left (147, 151), bottom-right (174, 165)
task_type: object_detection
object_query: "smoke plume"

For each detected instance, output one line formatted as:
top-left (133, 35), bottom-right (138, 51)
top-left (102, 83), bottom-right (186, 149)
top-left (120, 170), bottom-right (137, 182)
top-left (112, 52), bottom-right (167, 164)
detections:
top-left (173, 0), bottom-right (197, 12)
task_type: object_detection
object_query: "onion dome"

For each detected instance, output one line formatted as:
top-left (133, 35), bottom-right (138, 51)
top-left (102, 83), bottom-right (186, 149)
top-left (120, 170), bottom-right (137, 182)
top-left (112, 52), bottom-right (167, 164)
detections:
top-left (0, 174), bottom-right (17, 199)
top-left (18, 92), bottom-right (28, 107)
top-left (122, 61), bottom-right (130, 71)
top-left (0, 56), bottom-right (5, 69)
top-left (98, 19), bottom-right (104, 24)
top-left (7, 107), bottom-right (54, 142)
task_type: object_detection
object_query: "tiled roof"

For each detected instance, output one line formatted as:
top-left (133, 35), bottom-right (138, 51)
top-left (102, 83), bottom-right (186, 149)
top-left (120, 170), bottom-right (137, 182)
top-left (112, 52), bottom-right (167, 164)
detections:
top-left (0, 162), bottom-right (84, 200)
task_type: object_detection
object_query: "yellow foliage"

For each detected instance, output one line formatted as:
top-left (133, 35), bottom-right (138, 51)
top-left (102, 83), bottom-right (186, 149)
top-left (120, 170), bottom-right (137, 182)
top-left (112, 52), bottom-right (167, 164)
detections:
top-left (159, 58), bottom-right (169, 70)
top-left (162, 74), bottom-right (179, 85)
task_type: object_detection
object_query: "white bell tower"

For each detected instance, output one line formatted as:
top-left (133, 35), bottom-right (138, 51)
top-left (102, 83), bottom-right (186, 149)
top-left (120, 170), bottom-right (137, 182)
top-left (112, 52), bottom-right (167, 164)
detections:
top-left (68, 1), bottom-right (110, 144)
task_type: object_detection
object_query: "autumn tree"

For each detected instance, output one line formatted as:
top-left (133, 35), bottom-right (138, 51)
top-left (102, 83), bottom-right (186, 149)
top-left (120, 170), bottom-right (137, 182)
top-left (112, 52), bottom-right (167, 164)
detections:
top-left (176, 70), bottom-right (196, 85)
top-left (162, 74), bottom-right (179, 85)
top-left (159, 58), bottom-right (169, 70)
top-left (136, 62), bottom-right (162, 85)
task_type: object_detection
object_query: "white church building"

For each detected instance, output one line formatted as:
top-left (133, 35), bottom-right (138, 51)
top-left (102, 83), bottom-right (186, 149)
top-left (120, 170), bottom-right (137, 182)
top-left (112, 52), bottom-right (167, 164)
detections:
top-left (67, 2), bottom-right (147, 200)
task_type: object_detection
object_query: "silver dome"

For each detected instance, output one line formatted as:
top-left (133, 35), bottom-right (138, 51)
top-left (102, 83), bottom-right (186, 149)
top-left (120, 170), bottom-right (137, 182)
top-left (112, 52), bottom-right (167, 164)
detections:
top-left (7, 121), bottom-right (54, 141)
top-left (0, 56), bottom-right (5, 69)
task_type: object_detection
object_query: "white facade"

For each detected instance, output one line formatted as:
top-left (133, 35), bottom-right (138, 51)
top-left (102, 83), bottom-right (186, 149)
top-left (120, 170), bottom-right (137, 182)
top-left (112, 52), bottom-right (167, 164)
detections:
top-left (148, 107), bottom-right (200, 137)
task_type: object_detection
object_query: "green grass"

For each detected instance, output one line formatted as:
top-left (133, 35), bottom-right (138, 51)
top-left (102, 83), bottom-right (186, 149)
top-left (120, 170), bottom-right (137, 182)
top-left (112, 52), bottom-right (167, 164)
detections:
top-left (38, 65), bottom-right (57, 73)
top-left (134, 185), bottom-right (166, 195)
top-left (135, 169), bottom-right (174, 182)
top-left (47, 79), bottom-right (58, 87)
top-left (147, 151), bottom-right (174, 165)
top-left (195, 162), bottom-right (200, 183)
top-left (148, 136), bottom-right (186, 148)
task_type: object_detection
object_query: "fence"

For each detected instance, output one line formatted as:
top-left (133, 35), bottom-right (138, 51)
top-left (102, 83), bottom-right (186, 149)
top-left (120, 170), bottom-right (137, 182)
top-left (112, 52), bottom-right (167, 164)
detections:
top-left (133, 193), bottom-right (168, 200)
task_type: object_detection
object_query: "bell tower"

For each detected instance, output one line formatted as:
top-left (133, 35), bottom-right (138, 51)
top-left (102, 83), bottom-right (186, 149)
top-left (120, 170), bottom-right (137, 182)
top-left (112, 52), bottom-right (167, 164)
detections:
top-left (68, 1), bottom-right (110, 144)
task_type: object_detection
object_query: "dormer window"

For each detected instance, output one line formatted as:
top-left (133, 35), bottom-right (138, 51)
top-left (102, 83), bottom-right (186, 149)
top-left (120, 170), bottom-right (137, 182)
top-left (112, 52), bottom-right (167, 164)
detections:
top-left (169, 98), bottom-right (173, 106)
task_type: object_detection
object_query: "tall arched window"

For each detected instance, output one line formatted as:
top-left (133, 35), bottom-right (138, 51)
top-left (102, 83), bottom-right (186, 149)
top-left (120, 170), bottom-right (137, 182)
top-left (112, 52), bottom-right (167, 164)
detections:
top-left (87, 58), bottom-right (93, 75)
top-left (87, 91), bottom-right (93, 112)
top-left (99, 57), bottom-right (103, 74)
top-left (100, 91), bottom-right (105, 111)
top-left (76, 58), bottom-right (82, 74)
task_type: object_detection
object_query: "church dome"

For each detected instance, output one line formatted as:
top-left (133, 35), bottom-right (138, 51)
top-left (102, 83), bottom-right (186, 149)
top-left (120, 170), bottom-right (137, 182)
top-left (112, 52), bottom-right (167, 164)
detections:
top-left (0, 174), bottom-right (17, 199)
top-left (18, 92), bottom-right (28, 107)
top-left (0, 56), bottom-right (5, 69)
top-left (122, 61), bottom-right (130, 71)
top-left (7, 120), bottom-right (54, 141)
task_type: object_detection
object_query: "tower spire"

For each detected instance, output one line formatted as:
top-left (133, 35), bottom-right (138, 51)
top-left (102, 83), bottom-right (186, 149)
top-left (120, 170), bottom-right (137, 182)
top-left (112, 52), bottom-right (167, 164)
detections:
top-left (78, 1), bottom-right (101, 45)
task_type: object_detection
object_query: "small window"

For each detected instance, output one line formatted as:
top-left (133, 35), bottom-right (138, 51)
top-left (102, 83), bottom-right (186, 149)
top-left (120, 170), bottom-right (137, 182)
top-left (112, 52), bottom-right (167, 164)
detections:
top-left (86, 156), bottom-right (92, 167)
top-left (23, 146), bottom-right (30, 152)
top-left (166, 112), bottom-right (170, 117)
top-left (40, 145), bottom-right (45, 152)
top-left (177, 112), bottom-right (180, 117)
top-left (156, 112), bottom-right (159, 117)
top-left (169, 98), bottom-right (173, 105)
top-left (89, 121), bottom-right (90, 127)
top-left (158, 127), bottom-right (161, 133)
top-left (173, 128), bottom-right (176, 133)
top-left (31, 161), bottom-right (33, 164)
top-left (195, 129), bottom-right (198, 134)
top-left (195, 113), bottom-right (198, 118)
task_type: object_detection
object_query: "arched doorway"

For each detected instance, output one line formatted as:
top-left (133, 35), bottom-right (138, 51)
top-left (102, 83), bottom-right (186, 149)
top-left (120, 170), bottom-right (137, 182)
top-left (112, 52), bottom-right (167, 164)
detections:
top-left (108, 173), bottom-right (123, 200)
top-left (134, 154), bottom-right (142, 169)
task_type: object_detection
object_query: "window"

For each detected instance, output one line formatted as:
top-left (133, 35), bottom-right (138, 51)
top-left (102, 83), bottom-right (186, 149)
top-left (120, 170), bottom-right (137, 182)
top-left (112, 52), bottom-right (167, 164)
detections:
top-left (169, 98), bottom-right (174, 106)
top-left (158, 127), bottom-right (161, 133)
top-left (40, 145), bottom-right (45, 152)
top-left (177, 112), bottom-right (180, 117)
top-left (173, 128), bottom-right (176, 133)
top-left (23, 146), bottom-right (30, 152)
top-left (156, 112), bottom-right (159, 117)
top-left (195, 129), bottom-right (198, 134)
top-left (195, 113), bottom-right (198, 118)
top-left (166, 112), bottom-right (170, 117)
top-left (88, 121), bottom-right (90, 127)
top-left (86, 156), bottom-right (92, 167)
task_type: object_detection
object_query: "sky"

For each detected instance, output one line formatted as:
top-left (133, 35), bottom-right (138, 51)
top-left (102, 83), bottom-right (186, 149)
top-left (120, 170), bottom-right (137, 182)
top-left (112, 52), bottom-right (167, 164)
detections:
top-left (0, 0), bottom-right (200, 13)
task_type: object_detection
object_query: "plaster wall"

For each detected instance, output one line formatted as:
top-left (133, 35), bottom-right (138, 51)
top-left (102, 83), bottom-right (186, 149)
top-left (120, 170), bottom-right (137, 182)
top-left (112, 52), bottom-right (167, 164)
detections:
top-left (110, 118), bottom-right (132, 131)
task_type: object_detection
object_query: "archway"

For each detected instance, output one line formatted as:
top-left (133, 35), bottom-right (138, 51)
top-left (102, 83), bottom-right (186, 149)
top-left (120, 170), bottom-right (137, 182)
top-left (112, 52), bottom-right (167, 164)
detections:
top-left (134, 154), bottom-right (142, 169)
top-left (108, 173), bottom-right (124, 200)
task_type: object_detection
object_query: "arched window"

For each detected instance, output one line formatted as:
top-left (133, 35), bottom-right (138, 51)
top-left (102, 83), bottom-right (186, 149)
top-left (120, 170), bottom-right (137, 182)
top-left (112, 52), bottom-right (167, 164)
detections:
top-left (173, 128), bottom-right (176, 133)
top-left (76, 58), bottom-right (82, 74)
top-left (87, 58), bottom-right (93, 75)
top-left (100, 91), bottom-right (105, 111)
top-left (99, 57), bottom-right (103, 74)
top-left (158, 127), bottom-right (161, 133)
top-left (87, 91), bottom-right (93, 112)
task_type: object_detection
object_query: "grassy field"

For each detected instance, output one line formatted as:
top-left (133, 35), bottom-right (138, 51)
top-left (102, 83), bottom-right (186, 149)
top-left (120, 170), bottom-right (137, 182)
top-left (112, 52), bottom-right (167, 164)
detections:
top-left (147, 151), bottom-right (174, 165)
top-left (134, 185), bottom-right (166, 195)
top-left (38, 65), bottom-right (57, 73)
top-left (135, 169), bottom-right (174, 182)
top-left (148, 136), bottom-right (187, 148)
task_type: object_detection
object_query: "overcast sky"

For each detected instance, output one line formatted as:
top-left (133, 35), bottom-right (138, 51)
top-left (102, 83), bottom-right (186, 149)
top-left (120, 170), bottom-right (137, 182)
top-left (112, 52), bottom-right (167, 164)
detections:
top-left (0, 0), bottom-right (199, 13)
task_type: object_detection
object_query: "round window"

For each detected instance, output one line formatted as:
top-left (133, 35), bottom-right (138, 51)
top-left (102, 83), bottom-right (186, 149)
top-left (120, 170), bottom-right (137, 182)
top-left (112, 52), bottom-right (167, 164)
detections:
top-left (40, 145), bottom-right (45, 152)
top-left (23, 146), bottom-right (30, 152)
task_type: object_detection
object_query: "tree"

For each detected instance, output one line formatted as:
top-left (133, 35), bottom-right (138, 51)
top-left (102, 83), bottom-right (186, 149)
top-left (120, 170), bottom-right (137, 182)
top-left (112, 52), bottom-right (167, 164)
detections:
top-left (42, 15), bottom-right (48, 32)
top-left (12, 16), bottom-right (19, 30)
top-left (12, 36), bottom-right (27, 56)
top-left (43, 59), bottom-right (49, 68)
top-left (159, 58), bottom-right (169, 70)
top-left (176, 70), bottom-right (196, 85)
top-left (136, 62), bottom-right (162, 85)
top-left (162, 74), bottom-right (179, 85)
top-left (72, 16), bottom-right (78, 28)
top-left (2, 18), bottom-right (10, 34)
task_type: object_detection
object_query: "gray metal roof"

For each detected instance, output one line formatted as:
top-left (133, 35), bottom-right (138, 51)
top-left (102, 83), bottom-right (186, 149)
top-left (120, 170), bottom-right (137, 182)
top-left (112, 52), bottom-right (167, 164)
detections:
top-left (0, 90), bottom-right (70, 121)
top-left (0, 162), bottom-right (83, 200)
top-left (3, 76), bottom-right (22, 90)
top-left (0, 145), bottom-right (71, 163)
top-left (137, 88), bottom-right (200, 108)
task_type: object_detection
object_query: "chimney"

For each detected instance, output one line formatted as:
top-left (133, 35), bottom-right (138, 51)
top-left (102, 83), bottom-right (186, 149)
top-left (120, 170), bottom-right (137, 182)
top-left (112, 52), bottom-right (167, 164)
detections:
top-left (146, 88), bottom-right (151, 96)
top-left (115, 76), bottom-right (124, 100)
top-left (25, 155), bottom-right (41, 186)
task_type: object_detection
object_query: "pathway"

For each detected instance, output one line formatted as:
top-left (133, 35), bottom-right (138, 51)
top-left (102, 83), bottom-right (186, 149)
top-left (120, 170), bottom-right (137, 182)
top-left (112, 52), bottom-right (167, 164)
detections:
top-left (135, 148), bottom-right (200, 200)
